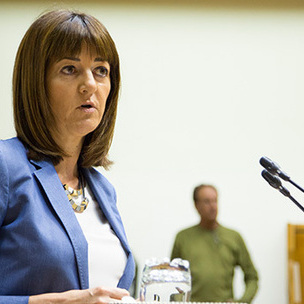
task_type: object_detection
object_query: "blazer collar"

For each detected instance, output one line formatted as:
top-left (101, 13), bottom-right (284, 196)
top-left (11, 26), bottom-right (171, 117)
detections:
top-left (30, 158), bottom-right (89, 289)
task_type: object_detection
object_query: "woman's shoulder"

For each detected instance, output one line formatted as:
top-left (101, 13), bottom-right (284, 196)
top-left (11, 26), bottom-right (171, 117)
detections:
top-left (0, 137), bottom-right (29, 171)
top-left (0, 137), bottom-right (26, 155)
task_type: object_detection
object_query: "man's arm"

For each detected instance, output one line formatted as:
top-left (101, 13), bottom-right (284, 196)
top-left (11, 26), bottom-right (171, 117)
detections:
top-left (171, 234), bottom-right (182, 260)
top-left (236, 234), bottom-right (259, 304)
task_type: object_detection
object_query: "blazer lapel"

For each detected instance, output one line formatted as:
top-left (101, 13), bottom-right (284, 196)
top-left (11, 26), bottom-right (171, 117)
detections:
top-left (30, 159), bottom-right (89, 289)
top-left (82, 168), bottom-right (130, 251)
top-left (83, 168), bottom-right (135, 289)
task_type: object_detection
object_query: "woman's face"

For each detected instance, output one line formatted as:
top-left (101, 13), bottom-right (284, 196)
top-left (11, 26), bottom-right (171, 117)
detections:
top-left (46, 45), bottom-right (111, 143)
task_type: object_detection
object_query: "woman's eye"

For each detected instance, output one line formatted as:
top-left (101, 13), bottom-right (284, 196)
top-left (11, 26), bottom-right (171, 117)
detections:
top-left (95, 66), bottom-right (109, 77)
top-left (61, 65), bottom-right (76, 75)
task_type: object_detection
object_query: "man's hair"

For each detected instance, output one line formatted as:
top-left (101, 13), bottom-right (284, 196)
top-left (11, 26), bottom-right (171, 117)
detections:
top-left (13, 9), bottom-right (120, 169)
top-left (193, 184), bottom-right (218, 203)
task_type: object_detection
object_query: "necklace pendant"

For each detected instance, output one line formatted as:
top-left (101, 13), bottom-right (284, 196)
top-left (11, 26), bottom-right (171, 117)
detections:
top-left (63, 179), bottom-right (89, 213)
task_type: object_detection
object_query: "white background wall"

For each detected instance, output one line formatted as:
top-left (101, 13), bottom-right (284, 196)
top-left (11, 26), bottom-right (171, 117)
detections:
top-left (1, 1), bottom-right (304, 303)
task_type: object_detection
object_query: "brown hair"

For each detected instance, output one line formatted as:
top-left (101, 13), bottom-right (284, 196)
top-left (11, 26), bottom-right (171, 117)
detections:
top-left (13, 9), bottom-right (120, 168)
top-left (193, 184), bottom-right (218, 203)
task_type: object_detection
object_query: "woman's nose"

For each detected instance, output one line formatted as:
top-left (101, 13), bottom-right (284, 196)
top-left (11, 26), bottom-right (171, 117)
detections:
top-left (79, 71), bottom-right (97, 94)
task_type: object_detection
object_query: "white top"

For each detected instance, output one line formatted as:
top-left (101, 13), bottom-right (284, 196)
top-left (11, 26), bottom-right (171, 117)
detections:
top-left (74, 184), bottom-right (127, 288)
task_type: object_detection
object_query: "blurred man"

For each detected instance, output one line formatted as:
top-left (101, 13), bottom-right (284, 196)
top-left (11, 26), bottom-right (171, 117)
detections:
top-left (171, 184), bottom-right (258, 303)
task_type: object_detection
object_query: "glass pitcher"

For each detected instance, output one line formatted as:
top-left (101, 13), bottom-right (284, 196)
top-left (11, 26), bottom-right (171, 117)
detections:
top-left (140, 257), bottom-right (191, 302)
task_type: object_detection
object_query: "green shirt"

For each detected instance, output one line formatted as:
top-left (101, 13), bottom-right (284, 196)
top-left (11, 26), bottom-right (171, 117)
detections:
top-left (171, 224), bottom-right (258, 303)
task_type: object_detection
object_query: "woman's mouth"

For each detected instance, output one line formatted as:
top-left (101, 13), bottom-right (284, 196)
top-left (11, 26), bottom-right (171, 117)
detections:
top-left (79, 103), bottom-right (96, 113)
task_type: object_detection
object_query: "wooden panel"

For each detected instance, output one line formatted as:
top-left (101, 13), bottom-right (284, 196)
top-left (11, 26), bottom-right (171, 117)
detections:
top-left (288, 224), bottom-right (304, 304)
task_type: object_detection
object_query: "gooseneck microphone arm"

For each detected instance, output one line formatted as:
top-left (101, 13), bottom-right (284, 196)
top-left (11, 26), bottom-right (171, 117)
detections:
top-left (285, 193), bottom-right (304, 213)
top-left (289, 180), bottom-right (304, 194)
top-left (260, 156), bottom-right (304, 193)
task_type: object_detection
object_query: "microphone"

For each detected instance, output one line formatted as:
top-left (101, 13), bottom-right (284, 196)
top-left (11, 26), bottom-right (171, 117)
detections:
top-left (261, 170), bottom-right (290, 197)
top-left (261, 169), bottom-right (304, 213)
top-left (259, 156), bottom-right (304, 193)
top-left (259, 156), bottom-right (290, 181)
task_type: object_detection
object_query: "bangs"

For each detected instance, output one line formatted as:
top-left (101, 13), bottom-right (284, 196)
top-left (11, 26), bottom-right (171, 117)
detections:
top-left (14, 9), bottom-right (120, 168)
top-left (46, 13), bottom-right (116, 64)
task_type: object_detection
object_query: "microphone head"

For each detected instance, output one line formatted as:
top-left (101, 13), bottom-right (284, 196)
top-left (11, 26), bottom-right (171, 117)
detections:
top-left (259, 156), bottom-right (278, 174)
top-left (260, 156), bottom-right (290, 181)
top-left (261, 169), bottom-right (282, 189)
top-left (261, 170), bottom-right (291, 197)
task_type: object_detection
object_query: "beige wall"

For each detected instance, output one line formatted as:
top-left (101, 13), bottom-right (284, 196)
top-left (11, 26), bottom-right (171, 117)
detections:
top-left (1, 1), bottom-right (304, 303)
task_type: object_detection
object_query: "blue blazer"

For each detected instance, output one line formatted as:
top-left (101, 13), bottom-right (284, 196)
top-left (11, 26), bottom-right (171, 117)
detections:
top-left (0, 138), bottom-right (135, 304)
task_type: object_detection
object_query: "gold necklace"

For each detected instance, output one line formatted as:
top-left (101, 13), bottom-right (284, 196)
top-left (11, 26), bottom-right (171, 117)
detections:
top-left (63, 173), bottom-right (89, 213)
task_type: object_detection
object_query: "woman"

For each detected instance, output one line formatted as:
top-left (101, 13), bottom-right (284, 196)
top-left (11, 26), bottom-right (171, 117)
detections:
top-left (0, 9), bottom-right (135, 303)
